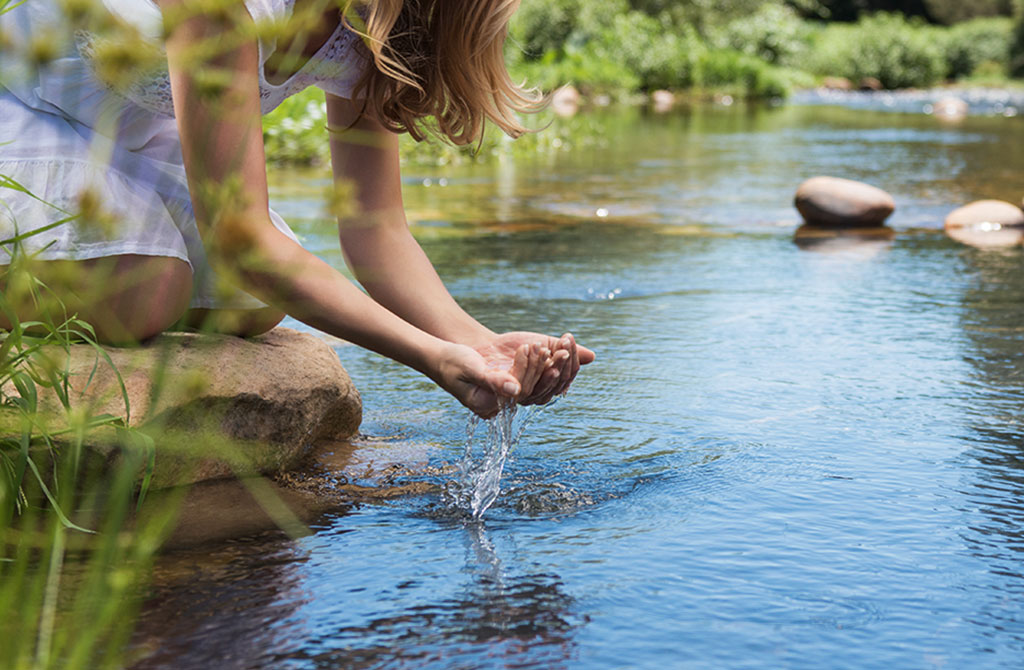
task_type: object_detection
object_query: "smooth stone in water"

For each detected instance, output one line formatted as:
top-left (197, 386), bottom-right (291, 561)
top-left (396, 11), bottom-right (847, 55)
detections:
top-left (650, 89), bottom-right (675, 113)
top-left (932, 97), bottom-right (968, 121)
top-left (551, 85), bottom-right (581, 118)
top-left (794, 176), bottom-right (896, 227)
top-left (821, 77), bottom-right (853, 91)
top-left (944, 200), bottom-right (1024, 248)
top-left (945, 200), bottom-right (1024, 229)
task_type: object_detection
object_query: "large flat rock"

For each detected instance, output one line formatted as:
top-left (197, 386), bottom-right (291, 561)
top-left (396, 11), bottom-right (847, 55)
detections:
top-left (26, 327), bottom-right (362, 488)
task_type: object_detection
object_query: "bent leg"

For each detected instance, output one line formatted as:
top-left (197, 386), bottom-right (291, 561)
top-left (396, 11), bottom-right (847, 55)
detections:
top-left (0, 255), bottom-right (193, 345)
top-left (182, 307), bottom-right (285, 338)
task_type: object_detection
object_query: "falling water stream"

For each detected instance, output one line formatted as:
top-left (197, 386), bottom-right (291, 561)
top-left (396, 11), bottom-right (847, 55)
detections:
top-left (445, 401), bottom-right (548, 519)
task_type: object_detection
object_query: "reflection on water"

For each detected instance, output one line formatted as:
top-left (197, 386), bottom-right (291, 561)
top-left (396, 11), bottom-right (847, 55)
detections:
top-left (957, 249), bottom-right (1024, 641)
top-left (138, 103), bottom-right (1024, 669)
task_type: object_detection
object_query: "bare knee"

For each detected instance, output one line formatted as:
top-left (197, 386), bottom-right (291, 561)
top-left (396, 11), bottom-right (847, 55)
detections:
top-left (0, 255), bottom-right (193, 345)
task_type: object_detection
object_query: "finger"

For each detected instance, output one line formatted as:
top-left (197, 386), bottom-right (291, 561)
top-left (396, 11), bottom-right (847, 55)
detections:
top-left (524, 365), bottom-right (563, 405)
top-left (524, 349), bottom-right (567, 404)
top-left (508, 344), bottom-right (530, 388)
top-left (521, 343), bottom-right (549, 401)
top-left (554, 334), bottom-right (578, 395)
top-left (464, 384), bottom-right (500, 419)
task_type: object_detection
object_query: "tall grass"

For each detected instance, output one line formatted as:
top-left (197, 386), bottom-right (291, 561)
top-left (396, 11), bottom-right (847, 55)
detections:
top-left (0, 176), bottom-right (178, 669)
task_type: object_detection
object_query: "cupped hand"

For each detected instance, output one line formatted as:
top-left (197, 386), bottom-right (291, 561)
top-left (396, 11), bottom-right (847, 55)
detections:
top-left (474, 331), bottom-right (595, 405)
top-left (432, 341), bottom-right (550, 419)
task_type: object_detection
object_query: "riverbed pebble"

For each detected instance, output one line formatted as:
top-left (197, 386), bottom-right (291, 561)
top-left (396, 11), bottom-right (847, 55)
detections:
top-left (794, 176), bottom-right (896, 227)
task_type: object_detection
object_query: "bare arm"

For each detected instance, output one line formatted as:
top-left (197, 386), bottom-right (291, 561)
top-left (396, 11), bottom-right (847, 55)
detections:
top-left (157, 0), bottom-right (525, 416)
top-left (326, 96), bottom-right (594, 400)
top-left (326, 96), bottom-right (494, 347)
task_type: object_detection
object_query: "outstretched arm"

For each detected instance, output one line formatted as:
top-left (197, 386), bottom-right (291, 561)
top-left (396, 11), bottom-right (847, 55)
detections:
top-left (158, 0), bottom-right (527, 417)
top-left (326, 96), bottom-right (594, 403)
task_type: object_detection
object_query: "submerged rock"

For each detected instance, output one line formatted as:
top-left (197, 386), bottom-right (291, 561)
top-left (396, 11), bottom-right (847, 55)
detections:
top-left (27, 327), bottom-right (362, 487)
top-left (944, 200), bottom-right (1024, 248)
top-left (821, 77), bottom-right (853, 91)
top-left (931, 97), bottom-right (968, 122)
top-left (551, 85), bottom-right (581, 118)
top-left (650, 89), bottom-right (675, 113)
top-left (794, 176), bottom-right (896, 228)
top-left (945, 200), bottom-right (1024, 229)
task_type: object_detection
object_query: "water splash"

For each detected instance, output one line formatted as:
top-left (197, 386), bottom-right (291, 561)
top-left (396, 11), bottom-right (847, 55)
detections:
top-left (444, 400), bottom-right (548, 519)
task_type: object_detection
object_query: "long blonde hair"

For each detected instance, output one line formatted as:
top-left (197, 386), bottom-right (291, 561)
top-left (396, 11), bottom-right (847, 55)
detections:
top-left (342, 0), bottom-right (542, 145)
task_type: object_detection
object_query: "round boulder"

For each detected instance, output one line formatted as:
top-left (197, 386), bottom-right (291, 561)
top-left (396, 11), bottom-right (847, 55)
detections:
top-left (944, 200), bottom-right (1024, 247)
top-left (794, 176), bottom-right (896, 228)
top-left (945, 200), bottom-right (1024, 229)
top-left (551, 85), bottom-right (581, 118)
top-left (931, 97), bottom-right (968, 122)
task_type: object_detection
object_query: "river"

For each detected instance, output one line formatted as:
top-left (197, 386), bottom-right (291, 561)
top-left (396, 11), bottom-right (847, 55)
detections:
top-left (133, 97), bottom-right (1024, 669)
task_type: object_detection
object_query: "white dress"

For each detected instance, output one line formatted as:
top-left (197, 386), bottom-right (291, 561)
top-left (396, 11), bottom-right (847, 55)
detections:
top-left (0, 0), bottom-right (366, 308)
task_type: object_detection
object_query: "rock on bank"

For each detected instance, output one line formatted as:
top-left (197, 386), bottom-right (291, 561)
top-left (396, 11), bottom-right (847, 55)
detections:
top-left (46, 327), bottom-right (361, 487)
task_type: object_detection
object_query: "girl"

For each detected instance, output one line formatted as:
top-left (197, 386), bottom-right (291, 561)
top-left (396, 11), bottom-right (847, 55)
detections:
top-left (0, 0), bottom-right (593, 418)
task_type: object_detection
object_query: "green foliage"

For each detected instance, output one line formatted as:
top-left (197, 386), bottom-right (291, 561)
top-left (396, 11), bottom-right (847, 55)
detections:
top-left (1013, 2), bottom-right (1024, 76)
top-left (0, 180), bottom-right (174, 669)
top-left (712, 3), bottom-right (814, 65)
top-left (807, 13), bottom-right (946, 88)
top-left (262, 88), bottom-right (330, 166)
top-left (508, 0), bottom-right (581, 61)
top-left (924, 0), bottom-right (1015, 25)
top-left (695, 49), bottom-right (794, 98)
top-left (601, 11), bottom-right (703, 90)
top-left (941, 17), bottom-right (1014, 79)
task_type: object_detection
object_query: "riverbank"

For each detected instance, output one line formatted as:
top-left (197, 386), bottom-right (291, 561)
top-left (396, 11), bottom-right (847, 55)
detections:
top-left (263, 82), bottom-right (1024, 170)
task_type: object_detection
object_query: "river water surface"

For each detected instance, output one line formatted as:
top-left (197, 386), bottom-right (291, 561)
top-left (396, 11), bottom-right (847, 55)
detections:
top-left (135, 99), bottom-right (1024, 669)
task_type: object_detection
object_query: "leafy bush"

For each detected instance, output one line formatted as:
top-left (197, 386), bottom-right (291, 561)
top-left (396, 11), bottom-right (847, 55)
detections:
top-left (713, 3), bottom-right (814, 66)
top-left (507, 0), bottom-right (580, 62)
top-left (596, 11), bottom-right (703, 90)
top-left (941, 17), bottom-right (1013, 79)
top-left (262, 88), bottom-right (330, 165)
top-left (695, 49), bottom-right (793, 98)
top-left (925, 0), bottom-right (1016, 25)
top-left (1013, 5), bottom-right (1024, 76)
top-left (807, 13), bottom-right (946, 88)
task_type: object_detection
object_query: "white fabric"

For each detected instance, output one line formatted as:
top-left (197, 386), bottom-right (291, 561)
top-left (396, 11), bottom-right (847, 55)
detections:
top-left (0, 0), bottom-right (366, 309)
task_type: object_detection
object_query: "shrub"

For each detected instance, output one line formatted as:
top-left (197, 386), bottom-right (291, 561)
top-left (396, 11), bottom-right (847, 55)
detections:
top-left (807, 13), bottom-right (947, 89)
top-left (1013, 5), bottom-right (1024, 76)
top-left (695, 49), bottom-right (793, 98)
top-left (596, 11), bottom-right (703, 90)
top-left (713, 3), bottom-right (814, 66)
top-left (507, 0), bottom-right (580, 62)
top-left (262, 88), bottom-right (330, 165)
top-left (941, 17), bottom-right (1014, 79)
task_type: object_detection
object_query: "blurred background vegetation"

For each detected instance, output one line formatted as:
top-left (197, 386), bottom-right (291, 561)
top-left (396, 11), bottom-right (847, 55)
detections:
top-left (265, 0), bottom-right (1024, 166)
